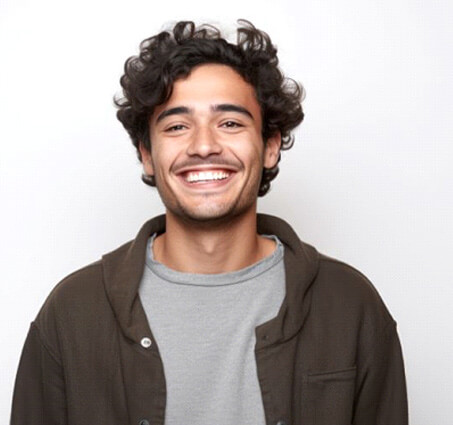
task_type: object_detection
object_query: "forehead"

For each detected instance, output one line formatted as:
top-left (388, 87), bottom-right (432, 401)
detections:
top-left (151, 64), bottom-right (261, 121)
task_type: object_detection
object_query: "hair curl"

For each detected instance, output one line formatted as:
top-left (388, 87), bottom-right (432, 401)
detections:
top-left (114, 19), bottom-right (304, 196)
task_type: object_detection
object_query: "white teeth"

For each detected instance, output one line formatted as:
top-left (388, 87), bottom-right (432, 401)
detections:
top-left (185, 170), bottom-right (231, 183)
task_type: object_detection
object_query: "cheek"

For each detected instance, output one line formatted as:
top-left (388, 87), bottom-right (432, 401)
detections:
top-left (247, 142), bottom-right (265, 166)
top-left (230, 136), bottom-right (264, 159)
top-left (152, 147), bottom-right (180, 175)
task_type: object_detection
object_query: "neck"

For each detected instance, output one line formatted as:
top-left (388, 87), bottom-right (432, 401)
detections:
top-left (152, 208), bottom-right (276, 274)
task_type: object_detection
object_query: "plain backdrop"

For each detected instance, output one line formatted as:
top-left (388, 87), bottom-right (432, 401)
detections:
top-left (1, 0), bottom-right (452, 423)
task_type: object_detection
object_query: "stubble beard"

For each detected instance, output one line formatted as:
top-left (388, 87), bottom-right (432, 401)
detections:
top-left (154, 170), bottom-right (262, 229)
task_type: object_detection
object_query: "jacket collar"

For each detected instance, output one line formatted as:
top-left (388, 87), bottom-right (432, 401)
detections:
top-left (102, 213), bottom-right (319, 348)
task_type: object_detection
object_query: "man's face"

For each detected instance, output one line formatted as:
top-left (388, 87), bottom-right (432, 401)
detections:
top-left (140, 63), bottom-right (281, 225)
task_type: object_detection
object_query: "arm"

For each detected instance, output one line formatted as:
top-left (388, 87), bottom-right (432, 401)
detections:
top-left (353, 320), bottom-right (408, 425)
top-left (10, 322), bottom-right (67, 425)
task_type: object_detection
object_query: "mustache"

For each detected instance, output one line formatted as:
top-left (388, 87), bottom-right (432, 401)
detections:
top-left (173, 157), bottom-right (243, 172)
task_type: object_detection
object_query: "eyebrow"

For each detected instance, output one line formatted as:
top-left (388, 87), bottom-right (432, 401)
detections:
top-left (212, 104), bottom-right (254, 119)
top-left (155, 103), bottom-right (254, 123)
top-left (156, 106), bottom-right (190, 124)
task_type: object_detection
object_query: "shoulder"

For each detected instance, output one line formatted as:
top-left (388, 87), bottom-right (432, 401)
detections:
top-left (33, 259), bottom-right (109, 345)
top-left (41, 259), bottom-right (104, 310)
top-left (311, 252), bottom-right (396, 330)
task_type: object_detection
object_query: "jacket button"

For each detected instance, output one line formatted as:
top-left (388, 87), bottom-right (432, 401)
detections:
top-left (138, 420), bottom-right (150, 425)
top-left (276, 421), bottom-right (288, 425)
top-left (140, 337), bottom-right (152, 348)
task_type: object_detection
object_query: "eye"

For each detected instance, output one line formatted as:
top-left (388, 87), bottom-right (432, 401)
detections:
top-left (221, 121), bottom-right (243, 129)
top-left (165, 124), bottom-right (187, 132)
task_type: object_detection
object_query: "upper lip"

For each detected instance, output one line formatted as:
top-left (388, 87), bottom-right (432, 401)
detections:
top-left (176, 165), bottom-right (238, 175)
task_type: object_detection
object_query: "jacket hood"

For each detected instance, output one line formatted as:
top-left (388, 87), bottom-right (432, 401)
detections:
top-left (101, 213), bottom-right (319, 349)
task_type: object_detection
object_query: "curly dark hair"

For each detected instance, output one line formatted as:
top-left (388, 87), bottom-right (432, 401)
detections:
top-left (114, 19), bottom-right (304, 196)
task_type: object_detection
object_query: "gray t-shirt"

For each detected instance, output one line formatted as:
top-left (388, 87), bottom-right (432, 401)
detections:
top-left (138, 233), bottom-right (286, 425)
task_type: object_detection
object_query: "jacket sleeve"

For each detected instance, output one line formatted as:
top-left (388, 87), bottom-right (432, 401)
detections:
top-left (352, 320), bottom-right (408, 425)
top-left (10, 322), bottom-right (67, 425)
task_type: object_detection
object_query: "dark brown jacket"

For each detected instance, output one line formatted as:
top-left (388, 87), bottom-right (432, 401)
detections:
top-left (11, 213), bottom-right (408, 425)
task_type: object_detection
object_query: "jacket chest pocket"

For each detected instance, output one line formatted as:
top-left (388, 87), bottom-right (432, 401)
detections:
top-left (301, 366), bottom-right (356, 425)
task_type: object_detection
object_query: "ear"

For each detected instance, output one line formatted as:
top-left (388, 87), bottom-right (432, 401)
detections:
top-left (263, 131), bottom-right (282, 169)
top-left (139, 141), bottom-right (154, 175)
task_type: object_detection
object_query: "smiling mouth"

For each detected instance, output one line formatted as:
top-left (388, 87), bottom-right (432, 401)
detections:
top-left (178, 169), bottom-right (236, 187)
top-left (184, 170), bottom-right (232, 183)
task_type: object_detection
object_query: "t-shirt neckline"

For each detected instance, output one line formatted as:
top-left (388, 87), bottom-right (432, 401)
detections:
top-left (144, 232), bottom-right (284, 287)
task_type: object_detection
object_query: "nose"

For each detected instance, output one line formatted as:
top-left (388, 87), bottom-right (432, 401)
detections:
top-left (186, 124), bottom-right (222, 157)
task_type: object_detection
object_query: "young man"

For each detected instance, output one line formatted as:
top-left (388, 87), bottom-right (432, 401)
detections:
top-left (11, 20), bottom-right (408, 425)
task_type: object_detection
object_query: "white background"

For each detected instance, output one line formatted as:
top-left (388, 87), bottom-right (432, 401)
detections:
top-left (1, 0), bottom-right (452, 423)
